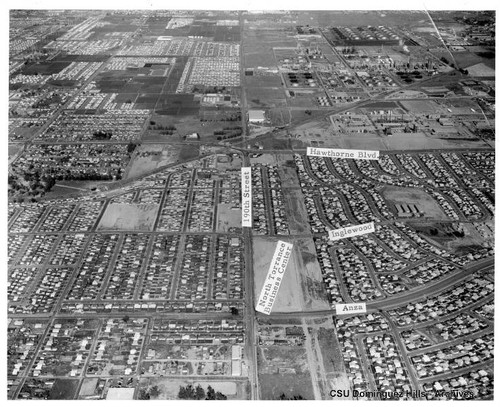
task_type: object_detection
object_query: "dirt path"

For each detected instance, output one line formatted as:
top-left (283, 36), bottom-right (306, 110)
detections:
top-left (301, 319), bottom-right (322, 400)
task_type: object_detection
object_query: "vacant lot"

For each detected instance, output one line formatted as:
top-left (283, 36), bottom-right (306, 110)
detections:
top-left (253, 236), bottom-right (329, 313)
top-left (317, 327), bottom-right (352, 399)
top-left (247, 87), bottom-right (287, 108)
top-left (217, 204), bottom-right (240, 232)
top-left (294, 238), bottom-right (330, 312)
top-left (79, 379), bottom-right (99, 398)
top-left (138, 378), bottom-right (246, 400)
top-left (49, 379), bottom-right (79, 400)
top-left (125, 144), bottom-right (181, 179)
top-left (400, 99), bottom-right (444, 114)
top-left (98, 203), bottom-right (159, 231)
top-left (253, 237), bottom-right (303, 313)
top-left (259, 372), bottom-right (315, 400)
top-left (258, 343), bottom-right (314, 399)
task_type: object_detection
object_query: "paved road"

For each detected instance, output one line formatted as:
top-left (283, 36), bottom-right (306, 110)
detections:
top-left (258, 257), bottom-right (493, 320)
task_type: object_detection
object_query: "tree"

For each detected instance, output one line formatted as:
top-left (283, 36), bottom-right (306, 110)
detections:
top-left (138, 389), bottom-right (150, 400)
top-left (149, 385), bottom-right (160, 398)
top-left (277, 393), bottom-right (304, 400)
top-left (205, 386), bottom-right (227, 400)
top-left (195, 385), bottom-right (205, 400)
top-left (215, 391), bottom-right (227, 400)
top-left (179, 385), bottom-right (196, 400)
top-left (230, 307), bottom-right (239, 316)
top-left (127, 143), bottom-right (138, 153)
top-left (205, 386), bottom-right (216, 400)
top-left (178, 386), bottom-right (188, 399)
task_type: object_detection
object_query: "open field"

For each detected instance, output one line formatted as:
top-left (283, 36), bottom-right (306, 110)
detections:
top-left (258, 372), bottom-right (315, 400)
top-left (245, 75), bottom-right (282, 88)
top-left (413, 222), bottom-right (489, 254)
top-left (257, 344), bottom-right (315, 399)
top-left (317, 327), bottom-right (352, 399)
top-left (49, 379), bottom-right (79, 400)
top-left (8, 143), bottom-right (23, 158)
top-left (247, 86), bottom-right (287, 108)
top-left (253, 236), bottom-right (328, 313)
top-left (137, 378), bottom-right (247, 400)
top-left (125, 144), bottom-right (181, 179)
top-left (291, 120), bottom-right (340, 146)
top-left (78, 379), bottom-right (99, 398)
top-left (467, 62), bottom-right (495, 77)
top-left (216, 204), bottom-right (240, 232)
top-left (97, 203), bottom-right (158, 231)
top-left (341, 135), bottom-right (388, 150)
top-left (215, 154), bottom-right (243, 170)
top-left (249, 153), bottom-right (277, 165)
top-left (268, 108), bottom-right (292, 127)
top-left (294, 238), bottom-right (331, 311)
top-left (382, 133), bottom-right (489, 150)
top-left (400, 99), bottom-right (446, 114)
top-left (253, 237), bottom-right (304, 313)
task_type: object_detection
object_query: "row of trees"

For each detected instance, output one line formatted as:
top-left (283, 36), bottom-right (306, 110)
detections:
top-left (178, 385), bottom-right (227, 400)
top-left (138, 385), bottom-right (161, 400)
top-left (93, 130), bottom-right (113, 140)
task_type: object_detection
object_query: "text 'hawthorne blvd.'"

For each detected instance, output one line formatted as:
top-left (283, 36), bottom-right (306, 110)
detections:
top-left (307, 147), bottom-right (379, 160)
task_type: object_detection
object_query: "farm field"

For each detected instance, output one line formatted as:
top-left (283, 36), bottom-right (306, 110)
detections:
top-left (467, 62), bottom-right (495, 77)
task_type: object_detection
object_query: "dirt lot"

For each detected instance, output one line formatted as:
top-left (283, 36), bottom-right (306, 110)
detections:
top-left (317, 327), bottom-right (352, 399)
top-left (253, 236), bottom-right (329, 313)
top-left (383, 132), bottom-right (488, 150)
top-left (294, 238), bottom-right (331, 312)
top-left (97, 203), bottom-right (159, 231)
top-left (259, 372), bottom-right (315, 400)
top-left (253, 237), bottom-right (303, 313)
top-left (257, 343), bottom-right (315, 399)
top-left (268, 108), bottom-right (292, 127)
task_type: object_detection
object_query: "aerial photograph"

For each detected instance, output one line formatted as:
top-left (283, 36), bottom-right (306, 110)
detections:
top-left (6, 4), bottom-right (495, 402)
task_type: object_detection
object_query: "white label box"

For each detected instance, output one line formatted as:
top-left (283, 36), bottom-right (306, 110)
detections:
top-left (255, 241), bottom-right (293, 315)
top-left (307, 147), bottom-right (379, 160)
top-left (241, 167), bottom-right (252, 227)
top-left (335, 302), bottom-right (367, 315)
top-left (328, 222), bottom-right (375, 241)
